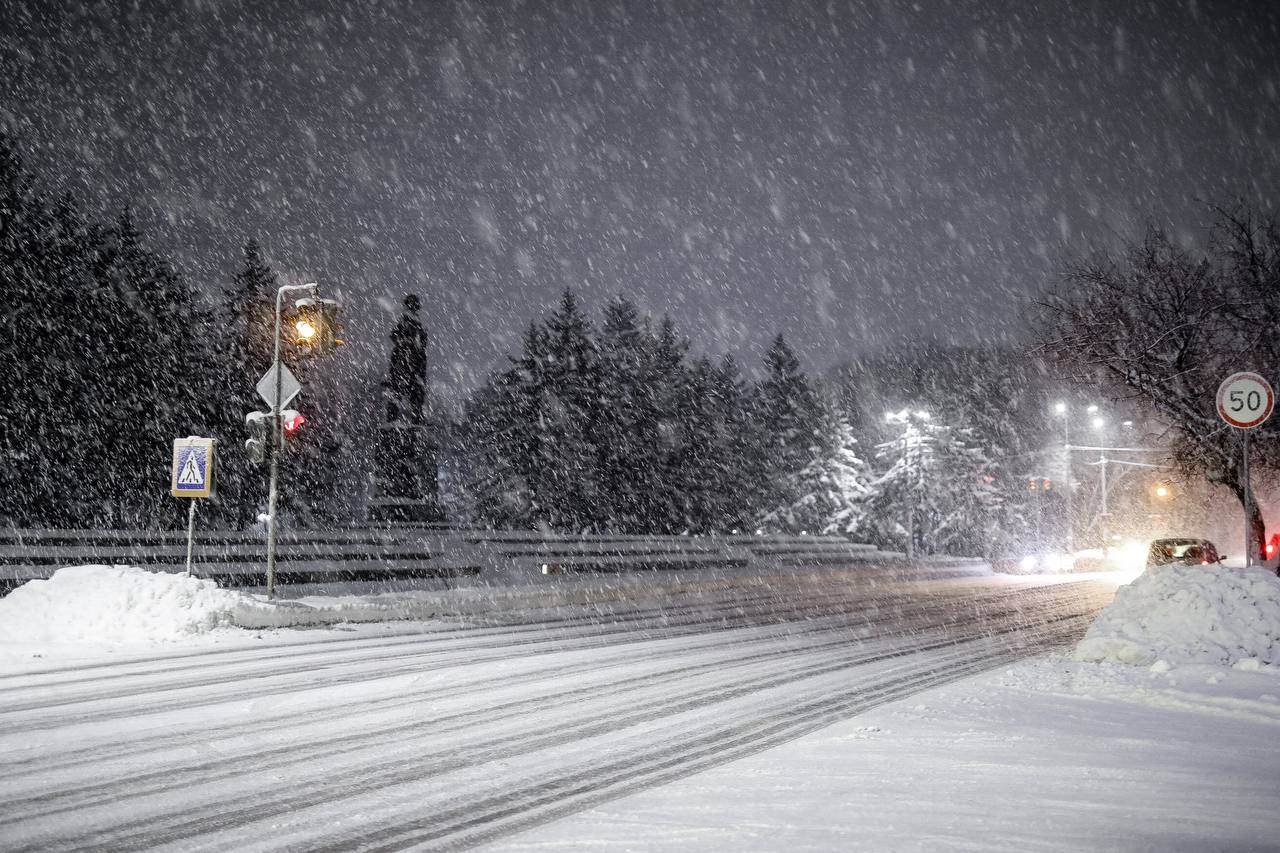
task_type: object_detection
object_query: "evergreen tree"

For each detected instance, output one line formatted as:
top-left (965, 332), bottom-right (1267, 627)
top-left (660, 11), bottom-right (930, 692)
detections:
top-left (642, 315), bottom-right (690, 533)
top-left (213, 240), bottom-right (277, 526)
top-left (709, 353), bottom-right (761, 532)
top-left (755, 334), bottom-right (817, 526)
top-left (675, 356), bottom-right (720, 532)
top-left (0, 137), bottom-right (58, 523)
top-left (761, 393), bottom-right (872, 535)
top-left (866, 411), bottom-right (999, 556)
top-left (596, 296), bottom-right (653, 531)
top-left (536, 290), bottom-right (602, 532)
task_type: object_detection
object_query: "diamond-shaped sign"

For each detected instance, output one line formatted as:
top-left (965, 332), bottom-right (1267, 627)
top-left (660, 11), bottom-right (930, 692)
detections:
top-left (257, 363), bottom-right (301, 410)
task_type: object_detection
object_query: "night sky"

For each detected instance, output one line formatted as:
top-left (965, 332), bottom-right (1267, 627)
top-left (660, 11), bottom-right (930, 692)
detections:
top-left (3, 0), bottom-right (1278, 401)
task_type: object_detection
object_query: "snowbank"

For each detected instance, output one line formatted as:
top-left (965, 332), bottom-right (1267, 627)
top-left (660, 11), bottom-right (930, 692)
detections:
top-left (1074, 564), bottom-right (1280, 667)
top-left (0, 565), bottom-right (252, 646)
top-left (0, 566), bottom-right (467, 653)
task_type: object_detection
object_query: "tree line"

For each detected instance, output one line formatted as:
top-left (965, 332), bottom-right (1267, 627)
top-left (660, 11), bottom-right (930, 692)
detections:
top-left (0, 134), bottom-right (341, 529)
top-left (2, 132), bottom-right (1045, 558)
top-left (455, 290), bottom-right (1037, 557)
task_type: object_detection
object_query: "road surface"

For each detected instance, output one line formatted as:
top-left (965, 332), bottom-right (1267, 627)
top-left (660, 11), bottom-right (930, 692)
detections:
top-left (0, 567), bottom-right (1116, 851)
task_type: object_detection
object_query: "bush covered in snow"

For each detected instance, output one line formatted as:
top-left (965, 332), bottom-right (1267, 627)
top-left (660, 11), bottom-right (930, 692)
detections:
top-left (1074, 564), bottom-right (1280, 667)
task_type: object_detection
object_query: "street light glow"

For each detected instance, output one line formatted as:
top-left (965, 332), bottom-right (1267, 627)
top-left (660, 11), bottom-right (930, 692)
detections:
top-left (1155, 485), bottom-right (1170, 499)
top-left (1087, 404), bottom-right (1099, 414)
top-left (1092, 416), bottom-right (1105, 430)
top-left (1054, 401), bottom-right (1067, 415)
top-left (295, 319), bottom-right (318, 340)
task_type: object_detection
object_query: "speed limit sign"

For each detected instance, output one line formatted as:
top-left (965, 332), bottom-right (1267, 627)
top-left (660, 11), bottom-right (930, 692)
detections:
top-left (1217, 371), bottom-right (1274, 429)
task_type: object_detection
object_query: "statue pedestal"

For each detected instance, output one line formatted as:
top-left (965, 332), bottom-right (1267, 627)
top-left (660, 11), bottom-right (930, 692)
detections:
top-left (369, 423), bottom-right (444, 524)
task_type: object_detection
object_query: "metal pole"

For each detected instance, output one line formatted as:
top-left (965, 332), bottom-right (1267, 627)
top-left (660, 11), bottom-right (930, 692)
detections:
top-left (266, 288), bottom-right (284, 599)
top-left (264, 282), bottom-right (317, 599)
top-left (1243, 429), bottom-right (1251, 568)
top-left (1099, 452), bottom-right (1109, 559)
top-left (905, 421), bottom-right (916, 560)
top-left (184, 500), bottom-right (197, 577)
top-left (1063, 416), bottom-right (1073, 555)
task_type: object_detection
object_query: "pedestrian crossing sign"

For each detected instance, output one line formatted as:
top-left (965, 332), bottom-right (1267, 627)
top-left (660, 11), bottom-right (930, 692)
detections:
top-left (171, 437), bottom-right (217, 499)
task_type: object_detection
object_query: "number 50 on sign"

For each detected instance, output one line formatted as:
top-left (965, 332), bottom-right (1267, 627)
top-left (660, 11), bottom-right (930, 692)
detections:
top-left (1217, 372), bottom-right (1274, 430)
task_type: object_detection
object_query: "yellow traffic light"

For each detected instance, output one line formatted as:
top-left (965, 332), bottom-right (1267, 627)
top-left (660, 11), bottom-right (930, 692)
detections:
top-left (290, 299), bottom-right (342, 354)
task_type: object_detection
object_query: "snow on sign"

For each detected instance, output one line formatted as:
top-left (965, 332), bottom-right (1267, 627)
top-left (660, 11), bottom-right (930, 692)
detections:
top-left (171, 437), bottom-right (217, 498)
top-left (1216, 371), bottom-right (1274, 430)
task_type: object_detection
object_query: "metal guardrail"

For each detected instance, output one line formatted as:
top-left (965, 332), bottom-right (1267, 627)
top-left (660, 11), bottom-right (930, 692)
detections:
top-left (0, 527), bottom-right (907, 594)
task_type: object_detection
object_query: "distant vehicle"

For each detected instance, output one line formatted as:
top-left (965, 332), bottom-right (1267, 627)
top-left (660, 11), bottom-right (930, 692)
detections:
top-left (1146, 538), bottom-right (1223, 568)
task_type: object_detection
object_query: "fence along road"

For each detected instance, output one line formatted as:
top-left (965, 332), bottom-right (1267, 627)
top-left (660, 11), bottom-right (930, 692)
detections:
top-left (0, 561), bottom-right (1116, 852)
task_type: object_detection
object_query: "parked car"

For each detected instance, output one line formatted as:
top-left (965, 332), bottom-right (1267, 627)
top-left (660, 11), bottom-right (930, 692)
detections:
top-left (1145, 537), bottom-right (1223, 568)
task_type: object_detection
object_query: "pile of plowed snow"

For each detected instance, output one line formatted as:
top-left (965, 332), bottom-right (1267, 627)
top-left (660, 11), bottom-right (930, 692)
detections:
top-left (0, 565), bottom-right (253, 645)
top-left (1074, 564), bottom-right (1280, 668)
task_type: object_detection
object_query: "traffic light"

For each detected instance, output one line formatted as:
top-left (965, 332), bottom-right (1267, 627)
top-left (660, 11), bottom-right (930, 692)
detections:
top-left (281, 409), bottom-right (306, 438)
top-left (245, 411), bottom-right (269, 465)
top-left (291, 297), bottom-right (344, 356)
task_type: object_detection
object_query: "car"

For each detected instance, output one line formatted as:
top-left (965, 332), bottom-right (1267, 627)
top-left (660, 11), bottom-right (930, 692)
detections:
top-left (1145, 537), bottom-right (1224, 568)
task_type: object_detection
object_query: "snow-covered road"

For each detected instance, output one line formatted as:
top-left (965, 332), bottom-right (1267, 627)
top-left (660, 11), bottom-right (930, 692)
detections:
top-left (0, 571), bottom-right (1116, 851)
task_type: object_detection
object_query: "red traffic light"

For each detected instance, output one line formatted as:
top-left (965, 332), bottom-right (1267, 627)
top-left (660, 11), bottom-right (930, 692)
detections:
top-left (283, 412), bottom-right (306, 434)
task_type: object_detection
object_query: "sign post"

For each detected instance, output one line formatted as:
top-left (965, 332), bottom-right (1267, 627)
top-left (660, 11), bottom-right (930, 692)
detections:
top-left (1216, 371), bottom-right (1274, 567)
top-left (171, 437), bottom-right (217, 576)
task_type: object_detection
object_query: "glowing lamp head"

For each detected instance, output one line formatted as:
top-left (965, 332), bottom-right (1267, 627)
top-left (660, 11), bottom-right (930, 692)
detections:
top-left (1155, 485), bottom-right (1169, 499)
top-left (295, 318), bottom-right (318, 340)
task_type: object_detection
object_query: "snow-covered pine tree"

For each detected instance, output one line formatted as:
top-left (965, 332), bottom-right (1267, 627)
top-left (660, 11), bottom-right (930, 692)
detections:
top-left (761, 392), bottom-right (872, 536)
top-left (755, 334), bottom-right (818, 528)
top-left (94, 208), bottom-right (219, 527)
top-left (675, 356), bottom-right (721, 533)
top-left (643, 315), bottom-right (690, 533)
top-left (867, 411), bottom-right (1000, 557)
top-left (596, 296), bottom-right (654, 532)
top-left (535, 290), bottom-right (602, 532)
top-left (460, 320), bottom-right (546, 528)
top-left (710, 353), bottom-right (763, 533)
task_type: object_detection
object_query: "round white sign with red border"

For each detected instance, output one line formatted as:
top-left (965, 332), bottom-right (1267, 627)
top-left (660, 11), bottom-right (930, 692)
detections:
top-left (1216, 371), bottom-right (1274, 429)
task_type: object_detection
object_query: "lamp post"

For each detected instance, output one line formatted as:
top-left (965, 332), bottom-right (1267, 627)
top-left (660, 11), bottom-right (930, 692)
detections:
top-left (1092, 415), bottom-right (1110, 558)
top-left (1054, 401), bottom-right (1072, 554)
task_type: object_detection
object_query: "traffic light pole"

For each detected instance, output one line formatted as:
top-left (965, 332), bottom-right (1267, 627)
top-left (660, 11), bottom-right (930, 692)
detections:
top-left (265, 282), bottom-right (316, 599)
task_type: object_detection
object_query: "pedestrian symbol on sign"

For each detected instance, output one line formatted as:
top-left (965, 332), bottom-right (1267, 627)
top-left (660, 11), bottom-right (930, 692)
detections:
top-left (177, 452), bottom-right (205, 487)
